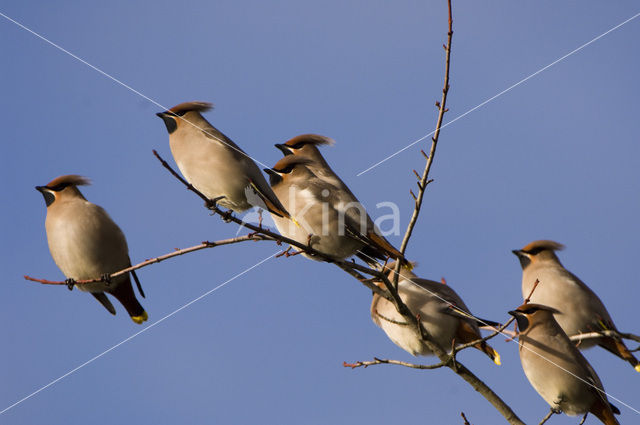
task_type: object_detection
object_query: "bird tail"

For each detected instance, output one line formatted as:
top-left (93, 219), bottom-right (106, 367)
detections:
top-left (109, 275), bottom-right (148, 324)
top-left (598, 336), bottom-right (640, 372)
top-left (590, 397), bottom-right (621, 425)
top-left (91, 292), bottom-right (116, 315)
top-left (356, 230), bottom-right (410, 267)
top-left (476, 341), bottom-right (501, 366)
top-left (249, 180), bottom-right (290, 219)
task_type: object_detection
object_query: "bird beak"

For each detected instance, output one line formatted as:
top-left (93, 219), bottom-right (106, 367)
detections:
top-left (511, 249), bottom-right (523, 258)
top-left (35, 186), bottom-right (55, 207)
top-left (274, 144), bottom-right (292, 156)
top-left (507, 310), bottom-right (518, 317)
top-left (156, 111), bottom-right (177, 134)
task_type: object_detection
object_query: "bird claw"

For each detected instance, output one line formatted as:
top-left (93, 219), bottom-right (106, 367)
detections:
top-left (204, 195), bottom-right (226, 210)
top-left (100, 273), bottom-right (112, 286)
top-left (65, 278), bottom-right (76, 291)
top-left (221, 210), bottom-right (233, 223)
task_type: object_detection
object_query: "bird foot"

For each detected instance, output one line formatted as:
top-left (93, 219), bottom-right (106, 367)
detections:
top-left (65, 278), bottom-right (76, 291)
top-left (100, 273), bottom-right (112, 286)
top-left (220, 210), bottom-right (233, 223)
top-left (204, 196), bottom-right (226, 210)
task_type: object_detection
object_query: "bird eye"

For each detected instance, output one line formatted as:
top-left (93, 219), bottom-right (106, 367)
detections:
top-left (291, 142), bottom-right (306, 149)
top-left (524, 247), bottom-right (543, 255)
top-left (174, 110), bottom-right (187, 117)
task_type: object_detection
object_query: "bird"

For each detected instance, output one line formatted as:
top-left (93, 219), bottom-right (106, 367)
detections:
top-left (509, 303), bottom-right (620, 425)
top-left (273, 134), bottom-right (406, 265)
top-left (264, 155), bottom-right (404, 264)
top-left (156, 101), bottom-right (289, 217)
top-left (512, 240), bottom-right (640, 372)
top-left (370, 262), bottom-right (501, 364)
top-left (36, 175), bottom-right (147, 324)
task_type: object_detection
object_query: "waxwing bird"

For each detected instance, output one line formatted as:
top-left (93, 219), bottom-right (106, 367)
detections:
top-left (36, 175), bottom-right (147, 324)
top-left (156, 101), bottom-right (289, 217)
top-left (509, 304), bottom-right (620, 425)
top-left (512, 240), bottom-right (640, 372)
top-left (370, 262), bottom-right (501, 365)
top-left (273, 134), bottom-right (406, 265)
top-left (264, 155), bottom-right (366, 261)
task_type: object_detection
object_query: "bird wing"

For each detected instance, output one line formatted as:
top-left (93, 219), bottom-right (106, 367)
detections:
top-left (92, 292), bottom-right (116, 315)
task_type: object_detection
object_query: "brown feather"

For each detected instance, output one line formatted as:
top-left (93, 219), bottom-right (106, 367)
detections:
top-left (598, 336), bottom-right (640, 369)
top-left (521, 240), bottom-right (565, 252)
top-left (167, 101), bottom-right (213, 115)
top-left (271, 155), bottom-right (313, 172)
top-left (589, 397), bottom-right (620, 425)
top-left (46, 175), bottom-right (91, 188)
top-left (284, 134), bottom-right (335, 147)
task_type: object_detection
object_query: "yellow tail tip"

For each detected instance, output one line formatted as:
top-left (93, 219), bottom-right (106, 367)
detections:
top-left (634, 364), bottom-right (640, 373)
top-left (492, 351), bottom-right (501, 366)
top-left (291, 217), bottom-right (301, 228)
top-left (131, 311), bottom-right (148, 324)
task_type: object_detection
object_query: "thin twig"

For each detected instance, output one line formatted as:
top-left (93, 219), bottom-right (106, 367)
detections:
top-left (537, 408), bottom-right (557, 425)
top-left (569, 330), bottom-right (640, 344)
top-left (461, 412), bottom-right (472, 425)
top-left (343, 357), bottom-right (446, 370)
top-left (524, 279), bottom-right (540, 304)
top-left (24, 234), bottom-right (270, 285)
top-left (397, 0), bottom-right (453, 258)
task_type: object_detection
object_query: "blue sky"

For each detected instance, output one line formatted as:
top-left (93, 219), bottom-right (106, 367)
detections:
top-left (1, 1), bottom-right (639, 424)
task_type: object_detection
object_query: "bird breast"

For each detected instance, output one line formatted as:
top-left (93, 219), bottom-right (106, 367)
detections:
top-left (45, 200), bottom-right (130, 293)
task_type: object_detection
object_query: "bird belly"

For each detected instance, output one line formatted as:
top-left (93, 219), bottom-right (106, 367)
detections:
top-left (521, 353), bottom-right (594, 415)
top-left (46, 206), bottom-right (129, 293)
top-left (523, 271), bottom-right (601, 348)
top-left (170, 138), bottom-right (252, 211)
top-left (272, 193), bottom-right (362, 260)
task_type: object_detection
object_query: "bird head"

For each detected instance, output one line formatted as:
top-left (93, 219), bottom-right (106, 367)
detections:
top-left (156, 101), bottom-right (212, 134)
top-left (512, 240), bottom-right (565, 269)
top-left (263, 156), bottom-right (314, 186)
top-left (35, 175), bottom-right (90, 207)
top-left (274, 134), bottom-right (334, 160)
top-left (508, 303), bottom-right (561, 332)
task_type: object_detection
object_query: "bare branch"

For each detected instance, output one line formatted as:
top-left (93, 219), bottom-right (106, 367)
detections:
top-left (569, 330), bottom-right (640, 345)
top-left (397, 0), bottom-right (453, 259)
top-left (24, 234), bottom-right (271, 285)
top-left (343, 357), bottom-right (446, 370)
top-left (524, 279), bottom-right (540, 304)
top-left (537, 408), bottom-right (558, 425)
top-left (461, 412), bottom-right (472, 425)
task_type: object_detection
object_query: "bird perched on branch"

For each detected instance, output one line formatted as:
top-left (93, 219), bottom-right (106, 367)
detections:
top-left (35, 175), bottom-right (147, 324)
top-left (512, 240), bottom-right (639, 372)
top-left (273, 134), bottom-right (406, 265)
top-left (509, 303), bottom-right (620, 425)
top-left (156, 101), bottom-right (289, 218)
top-left (264, 155), bottom-right (403, 264)
top-left (371, 262), bottom-right (501, 365)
